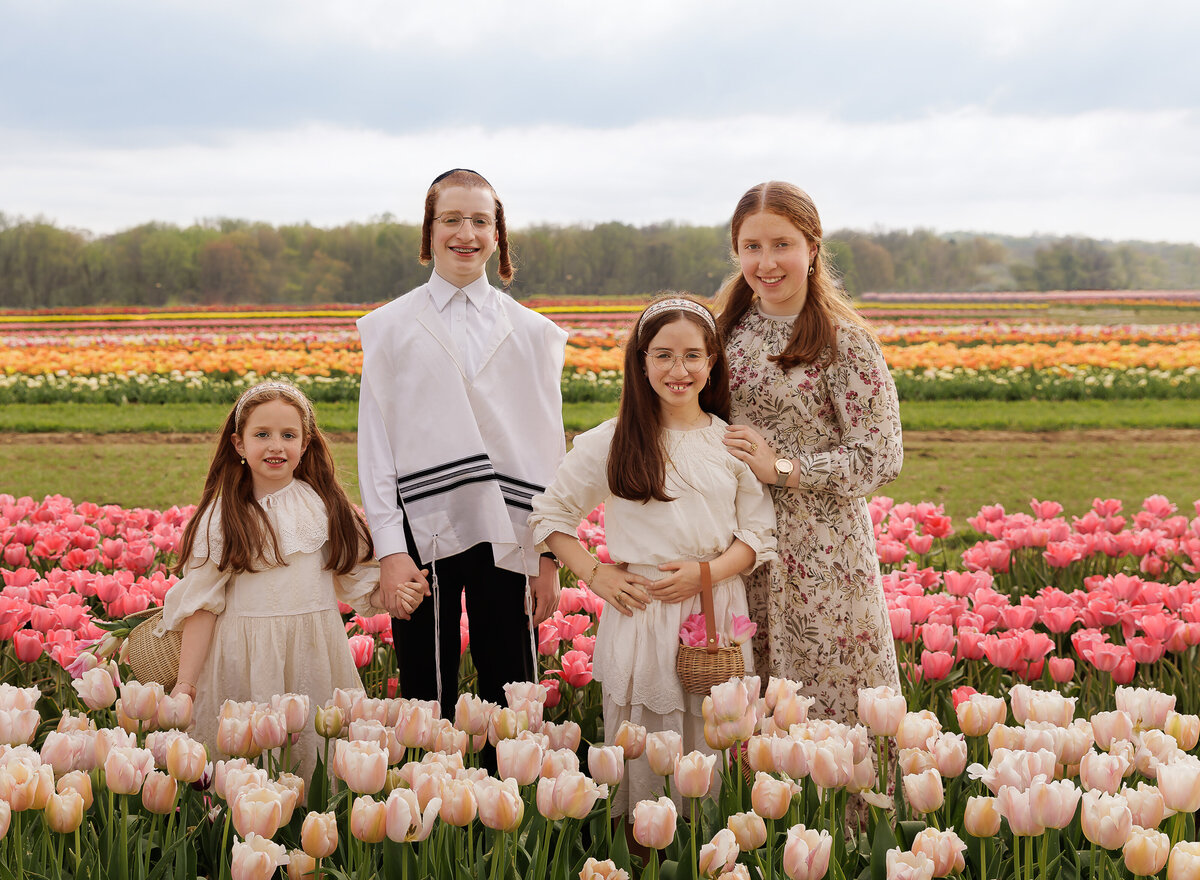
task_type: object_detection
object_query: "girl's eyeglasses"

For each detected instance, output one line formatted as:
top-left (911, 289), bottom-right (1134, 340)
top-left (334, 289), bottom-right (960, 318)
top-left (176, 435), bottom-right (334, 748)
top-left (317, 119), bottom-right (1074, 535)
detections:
top-left (434, 213), bottom-right (496, 231)
top-left (642, 350), bottom-right (715, 373)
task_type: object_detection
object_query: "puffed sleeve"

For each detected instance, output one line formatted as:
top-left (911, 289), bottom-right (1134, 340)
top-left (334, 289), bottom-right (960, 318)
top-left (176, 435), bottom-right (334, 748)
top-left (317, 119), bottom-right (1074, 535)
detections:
top-left (159, 557), bottom-right (231, 632)
top-left (731, 460), bottom-right (778, 572)
top-left (332, 558), bottom-right (386, 617)
top-left (793, 323), bottom-right (904, 497)
top-left (528, 419), bottom-right (615, 549)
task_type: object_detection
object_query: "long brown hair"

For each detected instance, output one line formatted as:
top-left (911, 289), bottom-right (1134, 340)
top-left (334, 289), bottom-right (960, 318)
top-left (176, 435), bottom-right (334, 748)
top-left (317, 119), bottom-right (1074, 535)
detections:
top-left (176, 383), bottom-right (374, 576)
top-left (715, 181), bottom-right (874, 369)
top-left (607, 294), bottom-right (730, 503)
top-left (418, 169), bottom-right (514, 284)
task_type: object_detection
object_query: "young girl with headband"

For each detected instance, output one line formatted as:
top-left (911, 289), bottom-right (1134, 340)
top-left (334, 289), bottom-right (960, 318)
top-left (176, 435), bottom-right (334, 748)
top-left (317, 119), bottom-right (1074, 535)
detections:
top-left (162, 380), bottom-right (384, 781)
top-left (530, 294), bottom-right (777, 819)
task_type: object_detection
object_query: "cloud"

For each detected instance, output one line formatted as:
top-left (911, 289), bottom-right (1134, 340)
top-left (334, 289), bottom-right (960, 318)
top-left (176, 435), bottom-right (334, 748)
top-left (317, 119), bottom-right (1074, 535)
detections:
top-left (3, 107), bottom-right (1198, 242)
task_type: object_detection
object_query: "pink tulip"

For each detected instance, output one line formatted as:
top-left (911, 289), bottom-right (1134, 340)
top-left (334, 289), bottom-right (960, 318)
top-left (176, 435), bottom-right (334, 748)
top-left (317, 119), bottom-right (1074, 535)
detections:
top-left (13, 630), bottom-right (44, 663)
top-left (751, 771), bottom-right (792, 820)
top-left (645, 730), bottom-right (683, 777)
top-left (438, 777), bottom-right (478, 827)
top-left (0, 708), bottom-right (40, 747)
top-left (782, 825), bottom-right (833, 880)
top-left (963, 795), bottom-right (1000, 837)
top-left (270, 693), bottom-right (311, 735)
top-left (453, 693), bottom-right (496, 737)
top-left (56, 771), bottom-right (94, 810)
top-left (301, 810), bottom-right (338, 858)
top-left (632, 796), bottom-right (677, 850)
top-left (231, 786), bottom-right (284, 839)
top-left (141, 770), bottom-right (178, 815)
top-left (1156, 755), bottom-right (1200, 813)
top-left (103, 746), bottom-right (153, 796)
top-left (1081, 790), bottom-right (1133, 850)
top-left (544, 720), bottom-right (582, 752)
top-left (1168, 840), bottom-right (1200, 880)
top-left (858, 685), bottom-right (906, 737)
top-left (1122, 782), bottom-right (1166, 830)
top-left (1081, 750), bottom-right (1129, 795)
top-left (335, 740), bottom-right (387, 795)
top-left (588, 745), bottom-right (625, 787)
top-left (726, 810), bottom-right (767, 851)
top-left (44, 787), bottom-right (85, 834)
top-left (120, 681), bottom-right (163, 722)
top-left (72, 667), bottom-right (117, 711)
top-left (910, 827), bottom-right (966, 877)
top-left (250, 710), bottom-right (288, 753)
top-left (230, 833), bottom-right (288, 880)
top-left (216, 716), bottom-right (254, 758)
top-left (350, 795), bottom-right (388, 843)
top-left (1124, 827), bottom-right (1170, 876)
top-left (895, 711), bottom-right (940, 751)
top-left (559, 650), bottom-right (593, 688)
top-left (613, 721), bottom-right (647, 760)
top-left (729, 615), bottom-right (757, 645)
top-left (474, 777), bottom-right (524, 833)
top-left (674, 750), bottom-right (715, 799)
top-left (496, 737), bottom-right (542, 786)
top-left (809, 738), bottom-right (854, 790)
top-left (902, 769), bottom-right (944, 814)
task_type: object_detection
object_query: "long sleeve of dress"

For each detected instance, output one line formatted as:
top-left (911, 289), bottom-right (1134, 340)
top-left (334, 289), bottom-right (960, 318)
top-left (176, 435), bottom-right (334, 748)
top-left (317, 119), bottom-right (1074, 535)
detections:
top-left (332, 559), bottom-right (386, 617)
top-left (529, 420), bottom-right (614, 548)
top-left (792, 325), bottom-right (903, 497)
top-left (160, 557), bottom-right (231, 632)
top-left (731, 461), bottom-right (779, 572)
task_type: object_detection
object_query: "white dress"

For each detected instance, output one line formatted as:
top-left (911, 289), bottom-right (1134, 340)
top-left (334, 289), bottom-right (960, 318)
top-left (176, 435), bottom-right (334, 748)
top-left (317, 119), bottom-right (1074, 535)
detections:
top-left (530, 416), bottom-right (777, 816)
top-left (160, 479), bottom-right (383, 782)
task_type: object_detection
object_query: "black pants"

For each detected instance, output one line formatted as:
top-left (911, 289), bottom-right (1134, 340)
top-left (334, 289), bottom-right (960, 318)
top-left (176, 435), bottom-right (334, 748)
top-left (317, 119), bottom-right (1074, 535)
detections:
top-left (391, 541), bottom-right (534, 723)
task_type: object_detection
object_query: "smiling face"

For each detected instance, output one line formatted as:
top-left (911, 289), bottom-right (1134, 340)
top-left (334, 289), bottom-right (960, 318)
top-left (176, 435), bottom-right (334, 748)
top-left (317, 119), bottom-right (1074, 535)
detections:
top-left (736, 210), bottom-right (819, 316)
top-left (430, 184), bottom-right (499, 288)
top-left (642, 317), bottom-right (713, 422)
top-left (231, 398), bottom-right (307, 499)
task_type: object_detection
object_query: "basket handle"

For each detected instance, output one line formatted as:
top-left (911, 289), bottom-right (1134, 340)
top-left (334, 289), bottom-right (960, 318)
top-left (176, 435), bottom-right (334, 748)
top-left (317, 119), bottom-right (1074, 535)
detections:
top-left (698, 561), bottom-right (718, 655)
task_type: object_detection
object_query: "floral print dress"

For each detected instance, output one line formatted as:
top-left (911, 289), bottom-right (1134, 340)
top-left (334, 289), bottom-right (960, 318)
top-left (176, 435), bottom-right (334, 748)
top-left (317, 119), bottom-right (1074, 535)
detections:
top-left (727, 309), bottom-right (903, 723)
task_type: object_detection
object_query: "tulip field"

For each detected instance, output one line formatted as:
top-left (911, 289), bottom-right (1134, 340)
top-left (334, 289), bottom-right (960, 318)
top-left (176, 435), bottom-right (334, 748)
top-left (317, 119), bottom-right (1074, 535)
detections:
top-left (4, 295), bottom-right (1200, 879)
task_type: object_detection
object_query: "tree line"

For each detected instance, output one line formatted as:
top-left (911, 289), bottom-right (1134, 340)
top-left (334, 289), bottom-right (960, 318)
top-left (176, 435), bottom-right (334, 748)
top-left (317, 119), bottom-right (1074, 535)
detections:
top-left (1, 212), bottom-right (1198, 309)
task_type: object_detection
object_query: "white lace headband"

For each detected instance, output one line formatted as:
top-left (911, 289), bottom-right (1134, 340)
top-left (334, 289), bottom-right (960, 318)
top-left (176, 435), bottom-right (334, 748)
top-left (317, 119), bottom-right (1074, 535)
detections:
top-left (234, 381), bottom-right (314, 428)
top-left (637, 298), bottom-right (717, 334)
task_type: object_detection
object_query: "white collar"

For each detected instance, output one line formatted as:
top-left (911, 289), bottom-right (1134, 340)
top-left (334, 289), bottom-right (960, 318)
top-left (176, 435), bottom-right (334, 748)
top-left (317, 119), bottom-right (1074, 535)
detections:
top-left (428, 271), bottom-right (494, 312)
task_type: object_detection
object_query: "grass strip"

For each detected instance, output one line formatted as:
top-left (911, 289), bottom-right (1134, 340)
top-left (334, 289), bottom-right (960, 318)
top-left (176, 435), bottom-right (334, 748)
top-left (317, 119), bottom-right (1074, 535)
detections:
top-left (3, 434), bottom-right (1198, 525)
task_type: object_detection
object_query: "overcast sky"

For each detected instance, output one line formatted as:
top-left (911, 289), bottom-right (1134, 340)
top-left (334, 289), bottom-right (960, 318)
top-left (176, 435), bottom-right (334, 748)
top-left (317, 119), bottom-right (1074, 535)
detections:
top-left (3, 0), bottom-right (1199, 243)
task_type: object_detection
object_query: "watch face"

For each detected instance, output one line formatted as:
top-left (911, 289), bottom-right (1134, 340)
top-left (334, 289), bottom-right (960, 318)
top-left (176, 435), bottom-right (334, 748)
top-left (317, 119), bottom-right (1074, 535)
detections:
top-left (775, 458), bottom-right (793, 475)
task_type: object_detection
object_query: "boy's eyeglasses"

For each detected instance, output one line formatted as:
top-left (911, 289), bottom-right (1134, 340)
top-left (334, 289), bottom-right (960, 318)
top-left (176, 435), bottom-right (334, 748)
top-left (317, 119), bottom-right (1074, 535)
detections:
top-left (642, 350), bottom-right (715, 373)
top-left (435, 213), bottom-right (496, 231)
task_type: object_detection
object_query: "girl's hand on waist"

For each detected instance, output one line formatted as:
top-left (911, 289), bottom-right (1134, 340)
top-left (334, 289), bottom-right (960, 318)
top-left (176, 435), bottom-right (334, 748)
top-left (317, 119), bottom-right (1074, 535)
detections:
top-left (591, 564), bottom-right (652, 617)
top-left (648, 560), bottom-right (704, 604)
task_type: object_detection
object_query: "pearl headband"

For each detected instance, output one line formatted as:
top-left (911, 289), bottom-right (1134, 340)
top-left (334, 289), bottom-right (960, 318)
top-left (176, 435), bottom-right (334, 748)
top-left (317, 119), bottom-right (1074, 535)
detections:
top-left (637, 298), bottom-right (717, 334)
top-left (234, 381), bottom-right (314, 429)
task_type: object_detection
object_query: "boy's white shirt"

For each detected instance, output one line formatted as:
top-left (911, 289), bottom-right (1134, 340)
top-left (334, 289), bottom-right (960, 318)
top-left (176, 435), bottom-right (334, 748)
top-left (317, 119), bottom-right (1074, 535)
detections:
top-left (357, 271), bottom-right (567, 576)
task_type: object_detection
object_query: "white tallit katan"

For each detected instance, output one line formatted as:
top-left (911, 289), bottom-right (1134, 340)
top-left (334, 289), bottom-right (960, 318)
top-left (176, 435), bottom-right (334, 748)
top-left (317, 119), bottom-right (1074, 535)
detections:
top-left (357, 283), bottom-right (567, 576)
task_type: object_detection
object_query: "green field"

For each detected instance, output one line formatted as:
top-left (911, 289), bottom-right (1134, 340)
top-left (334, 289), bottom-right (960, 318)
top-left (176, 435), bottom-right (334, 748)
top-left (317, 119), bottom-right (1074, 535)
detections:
top-left (4, 428), bottom-right (1197, 526)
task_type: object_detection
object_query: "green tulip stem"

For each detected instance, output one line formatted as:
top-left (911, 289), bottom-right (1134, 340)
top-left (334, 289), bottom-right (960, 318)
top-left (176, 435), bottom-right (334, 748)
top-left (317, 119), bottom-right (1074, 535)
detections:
top-left (690, 797), bottom-right (699, 880)
top-left (1025, 834), bottom-right (1032, 880)
top-left (765, 817), bottom-right (775, 880)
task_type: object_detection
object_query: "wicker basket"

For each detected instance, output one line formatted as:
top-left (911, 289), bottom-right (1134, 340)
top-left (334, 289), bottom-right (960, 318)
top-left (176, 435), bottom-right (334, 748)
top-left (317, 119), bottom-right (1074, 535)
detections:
top-left (675, 561), bottom-right (746, 695)
top-left (125, 609), bottom-right (182, 692)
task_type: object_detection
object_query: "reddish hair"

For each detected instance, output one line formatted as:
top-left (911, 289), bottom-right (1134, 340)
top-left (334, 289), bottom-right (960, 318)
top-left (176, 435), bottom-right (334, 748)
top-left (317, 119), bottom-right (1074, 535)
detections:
top-left (176, 384), bottom-right (373, 576)
top-left (715, 181), bottom-right (874, 369)
top-left (418, 169), bottom-right (514, 284)
top-left (607, 294), bottom-right (730, 503)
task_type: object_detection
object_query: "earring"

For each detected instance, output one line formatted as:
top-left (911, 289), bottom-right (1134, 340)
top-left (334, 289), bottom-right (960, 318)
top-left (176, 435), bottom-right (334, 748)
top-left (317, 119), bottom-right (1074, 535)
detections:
top-left (240, 457), bottom-right (246, 465)
top-left (808, 265), bottom-right (815, 276)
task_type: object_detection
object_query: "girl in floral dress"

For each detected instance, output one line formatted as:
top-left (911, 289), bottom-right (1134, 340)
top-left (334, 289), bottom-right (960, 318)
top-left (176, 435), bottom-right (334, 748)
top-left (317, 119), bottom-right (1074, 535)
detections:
top-left (717, 181), bottom-right (903, 723)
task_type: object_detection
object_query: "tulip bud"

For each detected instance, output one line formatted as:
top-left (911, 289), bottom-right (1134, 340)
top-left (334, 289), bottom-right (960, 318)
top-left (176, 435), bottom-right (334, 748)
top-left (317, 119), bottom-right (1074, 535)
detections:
top-left (287, 850), bottom-right (316, 880)
top-left (142, 770), bottom-right (178, 815)
top-left (57, 770), bottom-right (93, 810)
top-left (902, 769), bottom-right (944, 814)
top-left (1081, 790), bottom-right (1133, 851)
top-left (646, 730), bottom-right (683, 777)
top-left (782, 824), bottom-right (833, 880)
top-left (588, 745), bottom-right (625, 787)
top-left (699, 828), bottom-right (740, 878)
top-left (496, 737), bottom-right (542, 786)
top-left (911, 827), bottom-right (967, 877)
top-left (963, 795), bottom-right (1001, 838)
top-left (231, 786), bottom-right (284, 840)
top-left (474, 777), bottom-right (523, 833)
top-left (314, 704), bottom-right (345, 739)
top-left (613, 721), bottom-right (647, 760)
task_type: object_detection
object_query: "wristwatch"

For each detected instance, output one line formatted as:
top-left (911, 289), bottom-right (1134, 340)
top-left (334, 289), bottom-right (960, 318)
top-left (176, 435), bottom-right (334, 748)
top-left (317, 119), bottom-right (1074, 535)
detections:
top-left (773, 457), bottom-right (793, 489)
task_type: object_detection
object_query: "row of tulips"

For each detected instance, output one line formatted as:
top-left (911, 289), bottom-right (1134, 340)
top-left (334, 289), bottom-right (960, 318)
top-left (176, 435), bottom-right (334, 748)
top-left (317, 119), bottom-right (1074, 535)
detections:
top-left (6, 364), bottom-right (1200, 407)
top-left (11, 656), bottom-right (1200, 878)
top-left (5, 335), bottom-right (1197, 377)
